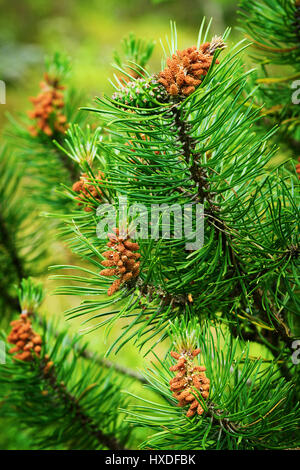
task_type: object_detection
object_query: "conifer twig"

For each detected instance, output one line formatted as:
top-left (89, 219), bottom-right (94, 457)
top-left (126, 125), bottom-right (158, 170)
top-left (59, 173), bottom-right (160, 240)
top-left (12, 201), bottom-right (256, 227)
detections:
top-left (170, 102), bottom-right (294, 352)
top-left (40, 359), bottom-right (127, 450)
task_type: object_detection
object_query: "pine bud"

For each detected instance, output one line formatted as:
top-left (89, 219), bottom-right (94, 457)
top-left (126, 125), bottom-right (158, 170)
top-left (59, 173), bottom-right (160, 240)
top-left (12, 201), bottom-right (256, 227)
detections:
top-left (112, 77), bottom-right (168, 109)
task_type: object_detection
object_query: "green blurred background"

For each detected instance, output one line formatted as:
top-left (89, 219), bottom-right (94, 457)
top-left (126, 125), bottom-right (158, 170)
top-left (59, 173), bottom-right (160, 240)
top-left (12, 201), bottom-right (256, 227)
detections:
top-left (1, 0), bottom-right (267, 450)
top-left (0, 0), bottom-right (240, 127)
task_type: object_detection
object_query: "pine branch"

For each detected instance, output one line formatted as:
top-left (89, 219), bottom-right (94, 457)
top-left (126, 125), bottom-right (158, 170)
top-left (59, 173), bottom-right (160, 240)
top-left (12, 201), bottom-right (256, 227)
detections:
top-left (1, 281), bottom-right (134, 451)
top-left (54, 30), bottom-right (298, 357)
top-left (170, 91), bottom-right (296, 354)
top-left (39, 358), bottom-right (126, 450)
top-left (126, 320), bottom-right (300, 450)
top-left (1, 20), bottom-right (299, 451)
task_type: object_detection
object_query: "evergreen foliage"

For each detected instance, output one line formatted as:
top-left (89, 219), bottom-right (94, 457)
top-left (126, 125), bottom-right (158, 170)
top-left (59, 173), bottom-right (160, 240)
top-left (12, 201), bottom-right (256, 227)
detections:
top-left (0, 148), bottom-right (48, 317)
top-left (125, 319), bottom-right (299, 449)
top-left (0, 279), bottom-right (134, 450)
top-left (0, 9), bottom-right (299, 451)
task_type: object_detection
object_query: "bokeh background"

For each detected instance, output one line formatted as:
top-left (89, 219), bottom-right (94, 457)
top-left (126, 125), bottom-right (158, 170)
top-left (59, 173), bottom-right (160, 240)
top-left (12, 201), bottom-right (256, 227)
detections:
top-left (0, 0), bottom-right (240, 127)
top-left (0, 0), bottom-right (271, 450)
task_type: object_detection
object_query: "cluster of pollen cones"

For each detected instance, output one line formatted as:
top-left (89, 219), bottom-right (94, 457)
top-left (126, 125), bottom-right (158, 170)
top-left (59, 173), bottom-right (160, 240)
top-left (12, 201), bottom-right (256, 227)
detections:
top-left (7, 313), bottom-right (42, 361)
top-left (158, 37), bottom-right (226, 97)
top-left (28, 73), bottom-right (68, 137)
top-left (170, 348), bottom-right (210, 417)
top-left (72, 171), bottom-right (104, 212)
top-left (7, 313), bottom-right (54, 374)
top-left (100, 229), bottom-right (141, 296)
